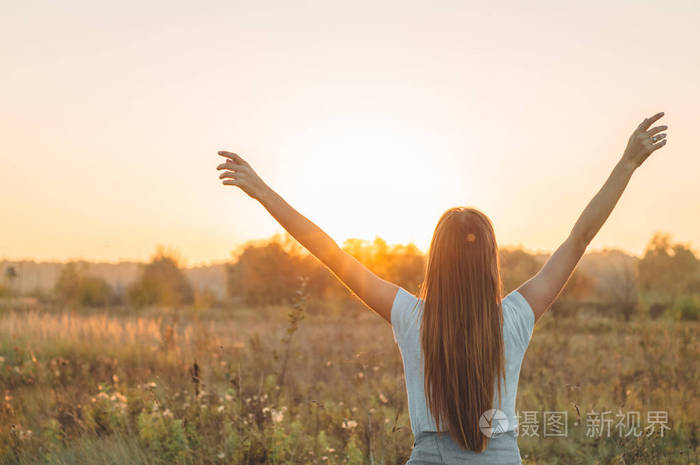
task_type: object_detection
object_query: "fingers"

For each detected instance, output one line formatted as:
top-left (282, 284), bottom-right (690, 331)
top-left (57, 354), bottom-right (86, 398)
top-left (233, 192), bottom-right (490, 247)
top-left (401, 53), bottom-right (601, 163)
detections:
top-left (217, 151), bottom-right (249, 166)
top-left (222, 179), bottom-right (242, 187)
top-left (218, 171), bottom-right (240, 180)
top-left (638, 112), bottom-right (664, 132)
top-left (650, 139), bottom-right (668, 152)
top-left (648, 125), bottom-right (667, 136)
top-left (651, 133), bottom-right (667, 143)
top-left (216, 162), bottom-right (244, 171)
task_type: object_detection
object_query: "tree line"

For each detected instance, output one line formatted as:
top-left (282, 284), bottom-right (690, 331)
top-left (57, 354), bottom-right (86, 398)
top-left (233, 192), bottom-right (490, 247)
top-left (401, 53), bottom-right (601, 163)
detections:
top-left (4, 232), bottom-right (698, 321)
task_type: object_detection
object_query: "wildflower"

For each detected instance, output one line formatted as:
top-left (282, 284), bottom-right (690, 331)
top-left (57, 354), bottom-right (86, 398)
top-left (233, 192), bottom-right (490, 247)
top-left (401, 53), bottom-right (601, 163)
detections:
top-left (217, 405), bottom-right (225, 413)
top-left (225, 394), bottom-right (233, 402)
top-left (146, 382), bottom-right (157, 389)
top-left (351, 407), bottom-right (357, 412)
top-left (385, 418), bottom-right (390, 423)
top-left (326, 361), bottom-right (332, 367)
top-left (162, 409), bottom-right (173, 418)
top-left (245, 397), bottom-right (251, 404)
top-left (322, 456), bottom-right (328, 461)
top-left (0, 356), bottom-right (4, 364)
top-left (19, 429), bottom-right (33, 441)
top-left (217, 452), bottom-right (225, 459)
top-left (112, 374), bottom-right (119, 383)
top-left (327, 447), bottom-right (335, 453)
top-left (379, 393), bottom-right (388, 404)
top-left (338, 401), bottom-right (344, 406)
top-left (271, 408), bottom-right (285, 423)
top-left (152, 401), bottom-right (159, 412)
top-left (357, 372), bottom-right (364, 380)
top-left (372, 365), bottom-right (380, 372)
top-left (342, 419), bottom-right (358, 429)
top-left (262, 407), bottom-right (271, 414)
top-left (369, 408), bottom-right (376, 414)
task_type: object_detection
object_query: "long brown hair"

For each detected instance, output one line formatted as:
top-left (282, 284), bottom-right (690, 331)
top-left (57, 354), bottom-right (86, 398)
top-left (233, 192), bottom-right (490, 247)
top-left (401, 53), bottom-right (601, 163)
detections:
top-left (419, 206), bottom-right (505, 452)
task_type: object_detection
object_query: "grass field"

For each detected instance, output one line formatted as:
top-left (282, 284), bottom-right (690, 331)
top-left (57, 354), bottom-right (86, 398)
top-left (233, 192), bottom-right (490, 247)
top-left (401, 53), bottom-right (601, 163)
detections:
top-left (0, 299), bottom-right (698, 465)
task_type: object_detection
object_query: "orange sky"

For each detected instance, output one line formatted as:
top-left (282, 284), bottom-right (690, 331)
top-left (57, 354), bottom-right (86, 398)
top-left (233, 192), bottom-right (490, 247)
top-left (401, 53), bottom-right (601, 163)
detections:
top-left (2, 1), bottom-right (699, 266)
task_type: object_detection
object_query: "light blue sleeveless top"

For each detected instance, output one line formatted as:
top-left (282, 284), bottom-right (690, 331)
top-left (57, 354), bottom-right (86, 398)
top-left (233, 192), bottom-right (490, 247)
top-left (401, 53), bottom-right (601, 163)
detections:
top-left (391, 287), bottom-right (535, 437)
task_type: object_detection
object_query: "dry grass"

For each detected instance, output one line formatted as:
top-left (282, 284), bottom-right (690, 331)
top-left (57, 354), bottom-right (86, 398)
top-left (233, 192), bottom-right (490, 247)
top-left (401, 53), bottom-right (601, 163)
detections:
top-left (0, 302), bottom-right (698, 464)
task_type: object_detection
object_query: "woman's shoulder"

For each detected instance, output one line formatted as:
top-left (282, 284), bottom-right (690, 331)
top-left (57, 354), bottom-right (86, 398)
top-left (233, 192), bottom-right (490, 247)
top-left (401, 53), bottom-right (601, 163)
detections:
top-left (391, 287), bottom-right (423, 343)
top-left (501, 289), bottom-right (535, 350)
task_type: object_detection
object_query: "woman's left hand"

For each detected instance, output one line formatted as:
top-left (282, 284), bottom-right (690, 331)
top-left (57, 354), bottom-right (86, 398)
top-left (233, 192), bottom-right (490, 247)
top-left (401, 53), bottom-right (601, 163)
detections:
top-left (216, 151), bottom-right (268, 200)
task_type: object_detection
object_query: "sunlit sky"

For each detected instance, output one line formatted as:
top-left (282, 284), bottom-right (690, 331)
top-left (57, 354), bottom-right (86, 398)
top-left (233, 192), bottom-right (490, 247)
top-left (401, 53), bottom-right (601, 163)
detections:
top-left (2, 0), bottom-right (699, 266)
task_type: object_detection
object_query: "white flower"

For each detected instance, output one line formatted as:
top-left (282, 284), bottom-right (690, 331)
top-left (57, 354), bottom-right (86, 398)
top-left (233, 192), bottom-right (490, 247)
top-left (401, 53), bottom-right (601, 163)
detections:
top-left (217, 405), bottom-right (225, 413)
top-left (162, 409), bottom-right (173, 418)
top-left (342, 419), bottom-right (358, 429)
top-left (217, 452), bottom-right (225, 459)
top-left (379, 393), bottom-right (388, 404)
top-left (271, 408), bottom-right (285, 423)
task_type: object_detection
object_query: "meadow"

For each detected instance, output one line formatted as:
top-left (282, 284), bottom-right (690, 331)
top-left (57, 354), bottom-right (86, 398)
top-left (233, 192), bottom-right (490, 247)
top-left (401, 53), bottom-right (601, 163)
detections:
top-left (0, 294), bottom-right (697, 465)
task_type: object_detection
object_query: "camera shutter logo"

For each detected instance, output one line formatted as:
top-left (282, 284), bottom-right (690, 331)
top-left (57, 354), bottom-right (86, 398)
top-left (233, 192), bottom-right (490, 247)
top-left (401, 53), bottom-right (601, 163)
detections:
top-left (479, 409), bottom-right (510, 437)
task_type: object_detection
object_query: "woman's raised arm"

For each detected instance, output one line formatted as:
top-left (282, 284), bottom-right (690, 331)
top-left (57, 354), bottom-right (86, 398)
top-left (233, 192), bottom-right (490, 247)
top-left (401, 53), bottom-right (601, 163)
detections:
top-left (517, 112), bottom-right (669, 322)
top-left (216, 151), bottom-right (399, 323)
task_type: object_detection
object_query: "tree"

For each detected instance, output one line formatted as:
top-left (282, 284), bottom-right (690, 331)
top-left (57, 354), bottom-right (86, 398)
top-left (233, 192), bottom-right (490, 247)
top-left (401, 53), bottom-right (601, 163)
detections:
top-left (227, 240), bottom-right (304, 305)
top-left (128, 246), bottom-right (194, 307)
top-left (54, 262), bottom-right (113, 307)
top-left (498, 248), bottom-right (541, 295)
top-left (638, 232), bottom-right (700, 305)
top-left (598, 259), bottom-right (640, 321)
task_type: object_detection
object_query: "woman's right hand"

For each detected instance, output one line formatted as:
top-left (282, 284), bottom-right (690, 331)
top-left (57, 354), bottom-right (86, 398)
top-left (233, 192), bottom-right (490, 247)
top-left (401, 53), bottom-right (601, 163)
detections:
top-left (620, 112), bottom-right (668, 170)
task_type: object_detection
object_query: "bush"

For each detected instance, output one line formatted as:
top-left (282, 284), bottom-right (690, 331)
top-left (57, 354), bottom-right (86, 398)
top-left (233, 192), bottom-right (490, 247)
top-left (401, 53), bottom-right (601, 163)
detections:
top-left (54, 262), bottom-right (113, 307)
top-left (128, 246), bottom-right (193, 307)
top-left (136, 410), bottom-right (189, 462)
top-left (671, 294), bottom-right (700, 321)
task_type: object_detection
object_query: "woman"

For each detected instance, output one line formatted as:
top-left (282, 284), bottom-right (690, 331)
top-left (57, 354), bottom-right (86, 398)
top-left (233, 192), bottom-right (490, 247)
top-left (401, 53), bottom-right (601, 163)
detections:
top-left (215, 112), bottom-right (668, 464)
